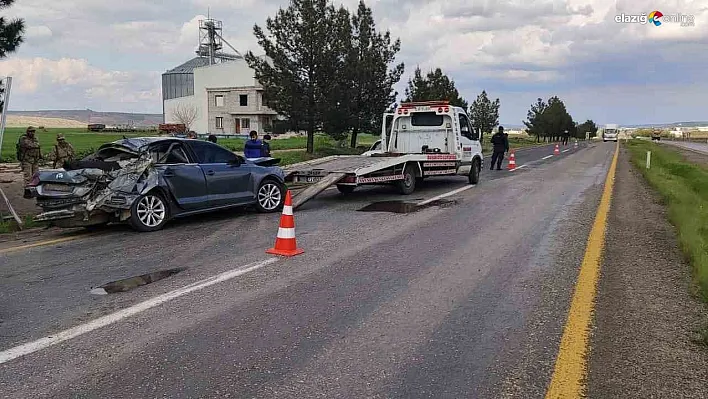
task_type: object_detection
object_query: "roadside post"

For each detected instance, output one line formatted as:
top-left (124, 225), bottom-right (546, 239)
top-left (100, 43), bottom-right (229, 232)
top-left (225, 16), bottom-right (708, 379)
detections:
top-left (646, 151), bottom-right (651, 169)
top-left (0, 76), bottom-right (13, 160)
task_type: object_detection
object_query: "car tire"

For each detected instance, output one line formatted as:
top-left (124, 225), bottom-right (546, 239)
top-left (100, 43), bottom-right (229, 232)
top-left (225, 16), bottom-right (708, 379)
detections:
top-left (255, 178), bottom-right (285, 213)
top-left (468, 158), bottom-right (481, 184)
top-left (336, 184), bottom-right (356, 194)
top-left (397, 164), bottom-right (417, 195)
top-left (129, 192), bottom-right (169, 232)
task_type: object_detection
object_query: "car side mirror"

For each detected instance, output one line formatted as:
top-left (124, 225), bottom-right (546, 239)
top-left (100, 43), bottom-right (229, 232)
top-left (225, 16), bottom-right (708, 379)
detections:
top-left (228, 157), bottom-right (241, 166)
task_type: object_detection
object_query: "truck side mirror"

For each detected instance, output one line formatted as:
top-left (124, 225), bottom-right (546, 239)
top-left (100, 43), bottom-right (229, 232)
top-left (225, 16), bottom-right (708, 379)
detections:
top-left (471, 130), bottom-right (479, 141)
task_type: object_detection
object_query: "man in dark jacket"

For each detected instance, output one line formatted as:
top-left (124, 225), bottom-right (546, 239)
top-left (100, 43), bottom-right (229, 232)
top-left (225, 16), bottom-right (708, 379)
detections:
top-left (261, 134), bottom-right (272, 157)
top-left (490, 126), bottom-right (509, 170)
top-left (244, 130), bottom-right (263, 158)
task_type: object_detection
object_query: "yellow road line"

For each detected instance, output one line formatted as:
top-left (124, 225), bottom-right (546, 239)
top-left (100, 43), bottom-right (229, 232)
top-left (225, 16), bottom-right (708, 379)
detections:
top-left (0, 233), bottom-right (95, 255)
top-left (545, 142), bottom-right (619, 398)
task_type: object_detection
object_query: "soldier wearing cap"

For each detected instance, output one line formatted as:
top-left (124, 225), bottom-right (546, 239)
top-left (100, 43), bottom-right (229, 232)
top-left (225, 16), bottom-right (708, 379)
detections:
top-left (52, 133), bottom-right (75, 169)
top-left (17, 126), bottom-right (42, 185)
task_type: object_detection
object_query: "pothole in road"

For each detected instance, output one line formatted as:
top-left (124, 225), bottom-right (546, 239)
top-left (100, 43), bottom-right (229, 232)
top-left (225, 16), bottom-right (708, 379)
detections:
top-left (358, 199), bottom-right (457, 213)
top-left (90, 267), bottom-right (186, 295)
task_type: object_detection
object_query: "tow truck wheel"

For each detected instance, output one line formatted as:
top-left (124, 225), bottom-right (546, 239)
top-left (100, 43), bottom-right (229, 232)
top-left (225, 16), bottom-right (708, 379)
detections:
top-left (468, 158), bottom-right (481, 184)
top-left (397, 164), bottom-right (417, 195)
top-left (129, 192), bottom-right (169, 232)
top-left (336, 184), bottom-right (356, 194)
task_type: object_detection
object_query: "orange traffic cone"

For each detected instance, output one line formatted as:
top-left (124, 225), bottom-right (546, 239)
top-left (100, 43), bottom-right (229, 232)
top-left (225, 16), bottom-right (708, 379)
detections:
top-left (554, 144), bottom-right (560, 155)
top-left (266, 190), bottom-right (304, 257)
top-left (507, 151), bottom-right (516, 170)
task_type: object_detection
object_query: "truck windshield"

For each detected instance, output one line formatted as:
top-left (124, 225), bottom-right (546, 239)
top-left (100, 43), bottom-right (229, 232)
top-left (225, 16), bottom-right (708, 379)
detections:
top-left (411, 112), bottom-right (443, 126)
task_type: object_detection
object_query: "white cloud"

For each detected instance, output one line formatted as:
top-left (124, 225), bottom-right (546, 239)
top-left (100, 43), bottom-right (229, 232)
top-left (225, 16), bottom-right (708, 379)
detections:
top-left (0, 57), bottom-right (160, 108)
top-left (0, 0), bottom-right (705, 122)
top-left (25, 25), bottom-right (53, 40)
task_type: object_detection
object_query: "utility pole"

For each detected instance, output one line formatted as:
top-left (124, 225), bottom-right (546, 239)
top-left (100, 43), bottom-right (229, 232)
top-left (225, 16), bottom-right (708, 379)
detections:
top-left (0, 77), bottom-right (13, 160)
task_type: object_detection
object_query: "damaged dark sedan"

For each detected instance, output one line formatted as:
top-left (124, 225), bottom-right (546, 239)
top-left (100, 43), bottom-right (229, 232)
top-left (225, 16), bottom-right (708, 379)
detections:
top-left (26, 138), bottom-right (287, 232)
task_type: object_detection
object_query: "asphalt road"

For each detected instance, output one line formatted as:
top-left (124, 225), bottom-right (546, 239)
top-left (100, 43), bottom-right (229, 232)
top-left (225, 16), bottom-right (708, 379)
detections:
top-left (0, 141), bottom-right (612, 398)
top-left (661, 139), bottom-right (708, 155)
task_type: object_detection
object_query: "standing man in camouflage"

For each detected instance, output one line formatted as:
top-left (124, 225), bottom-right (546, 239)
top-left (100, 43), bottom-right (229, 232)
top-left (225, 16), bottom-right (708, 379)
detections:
top-left (17, 126), bottom-right (42, 186)
top-left (52, 134), bottom-right (75, 168)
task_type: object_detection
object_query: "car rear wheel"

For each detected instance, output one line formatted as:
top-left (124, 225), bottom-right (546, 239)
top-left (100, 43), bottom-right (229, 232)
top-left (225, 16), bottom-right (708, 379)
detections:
top-left (255, 179), bottom-right (285, 213)
top-left (129, 192), bottom-right (169, 232)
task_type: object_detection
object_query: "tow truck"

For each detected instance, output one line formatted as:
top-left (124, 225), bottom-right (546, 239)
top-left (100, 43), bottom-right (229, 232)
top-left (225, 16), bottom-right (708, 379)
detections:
top-left (283, 100), bottom-right (484, 209)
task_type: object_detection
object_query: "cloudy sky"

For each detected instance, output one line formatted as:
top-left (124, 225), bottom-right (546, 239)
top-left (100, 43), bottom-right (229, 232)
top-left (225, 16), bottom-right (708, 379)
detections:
top-left (1, 0), bottom-right (706, 125)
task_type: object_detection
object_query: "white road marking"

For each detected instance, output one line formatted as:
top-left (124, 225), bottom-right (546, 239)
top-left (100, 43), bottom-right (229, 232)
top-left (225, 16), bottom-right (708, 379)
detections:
top-left (416, 184), bottom-right (476, 206)
top-left (542, 155), bottom-right (554, 160)
top-left (562, 149), bottom-right (570, 153)
top-left (0, 257), bottom-right (280, 365)
top-left (509, 164), bottom-right (528, 172)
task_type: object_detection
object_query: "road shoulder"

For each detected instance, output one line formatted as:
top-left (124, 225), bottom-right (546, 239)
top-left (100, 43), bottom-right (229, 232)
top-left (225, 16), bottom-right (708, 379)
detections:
top-left (587, 146), bottom-right (708, 398)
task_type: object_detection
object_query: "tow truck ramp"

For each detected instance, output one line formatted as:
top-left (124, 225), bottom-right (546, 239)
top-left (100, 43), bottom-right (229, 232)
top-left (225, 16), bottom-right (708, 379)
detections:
top-left (290, 172), bottom-right (346, 209)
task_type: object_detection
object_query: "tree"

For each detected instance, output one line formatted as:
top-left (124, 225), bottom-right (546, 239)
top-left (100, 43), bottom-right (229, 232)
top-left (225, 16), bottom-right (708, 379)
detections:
top-left (542, 96), bottom-right (575, 141)
top-left (523, 98), bottom-right (548, 142)
top-left (171, 103), bottom-right (199, 132)
top-left (1, 0), bottom-right (24, 59)
top-left (245, 0), bottom-right (349, 154)
top-left (342, 1), bottom-right (404, 148)
top-left (523, 96), bottom-right (576, 142)
top-left (576, 119), bottom-right (598, 138)
top-left (403, 67), bottom-right (468, 109)
top-left (468, 90), bottom-right (500, 143)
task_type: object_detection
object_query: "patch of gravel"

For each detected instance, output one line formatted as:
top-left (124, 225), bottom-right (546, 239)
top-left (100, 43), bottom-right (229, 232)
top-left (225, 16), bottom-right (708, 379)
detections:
top-left (586, 147), bottom-right (708, 398)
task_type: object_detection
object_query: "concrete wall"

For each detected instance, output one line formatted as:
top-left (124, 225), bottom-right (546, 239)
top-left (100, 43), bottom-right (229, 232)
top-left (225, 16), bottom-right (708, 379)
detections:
top-left (162, 57), bottom-right (283, 134)
top-left (207, 88), bottom-right (277, 135)
top-left (163, 95), bottom-right (200, 130)
top-left (192, 60), bottom-right (258, 134)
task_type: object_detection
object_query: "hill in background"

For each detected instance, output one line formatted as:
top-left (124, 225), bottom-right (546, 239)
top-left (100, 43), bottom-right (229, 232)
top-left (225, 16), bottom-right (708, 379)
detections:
top-left (6, 110), bottom-right (163, 127)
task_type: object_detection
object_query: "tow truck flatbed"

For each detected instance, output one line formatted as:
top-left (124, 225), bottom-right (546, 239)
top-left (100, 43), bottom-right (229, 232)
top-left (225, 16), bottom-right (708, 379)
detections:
top-left (282, 100), bottom-right (484, 209)
top-left (284, 153), bottom-right (464, 209)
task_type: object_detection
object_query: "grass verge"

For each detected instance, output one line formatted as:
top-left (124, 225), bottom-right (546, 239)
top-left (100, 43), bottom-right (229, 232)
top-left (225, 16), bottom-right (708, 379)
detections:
top-left (1, 127), bottom-right (379, 162)
top-left (625, 140), bottom-right (708, 301)
top-left (0, 215), bottom-right (43, 234)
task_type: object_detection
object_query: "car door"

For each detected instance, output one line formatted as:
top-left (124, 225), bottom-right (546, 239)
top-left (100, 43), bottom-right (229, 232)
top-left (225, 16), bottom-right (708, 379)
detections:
top-left (458, 113), bottom-right (482, 155)
top-left (151, 141), bottom-right (209, 211)
top-left (188, 141), bottom-right (253, 207)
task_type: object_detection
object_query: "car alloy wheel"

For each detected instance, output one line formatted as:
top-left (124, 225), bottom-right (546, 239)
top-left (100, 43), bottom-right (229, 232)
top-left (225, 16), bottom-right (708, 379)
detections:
top-left (257, 181), bottom-right (283, 211)
top-left (136, 194), bottom-right (167, 228)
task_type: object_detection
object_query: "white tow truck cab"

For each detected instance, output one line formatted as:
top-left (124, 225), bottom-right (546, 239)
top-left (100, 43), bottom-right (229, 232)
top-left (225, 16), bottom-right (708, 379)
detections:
top-left (603, 124), bottom-right (619, 142)
top-left (283, 100), bottom-right (484, 209)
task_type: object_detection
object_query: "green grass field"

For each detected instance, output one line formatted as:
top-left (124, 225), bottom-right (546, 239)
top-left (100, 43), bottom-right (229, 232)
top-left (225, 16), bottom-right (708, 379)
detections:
top-left (1, 127), bottom-right (147, 162)
top-left (1, 127), bottom-right (380, 162)
top-left (625, 140), bottom-right (708, 302)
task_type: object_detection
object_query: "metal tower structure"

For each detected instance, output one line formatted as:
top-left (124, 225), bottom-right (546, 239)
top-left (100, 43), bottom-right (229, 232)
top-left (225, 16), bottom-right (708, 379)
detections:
top-left (196, 18), bottom-right (242, 64)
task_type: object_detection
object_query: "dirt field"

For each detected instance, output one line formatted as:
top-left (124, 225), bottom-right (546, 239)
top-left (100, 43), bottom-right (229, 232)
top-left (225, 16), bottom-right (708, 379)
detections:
top-left (0, 163), bottom-right (37, 217)
top-left (6, 115), bottom-right (86, 128)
